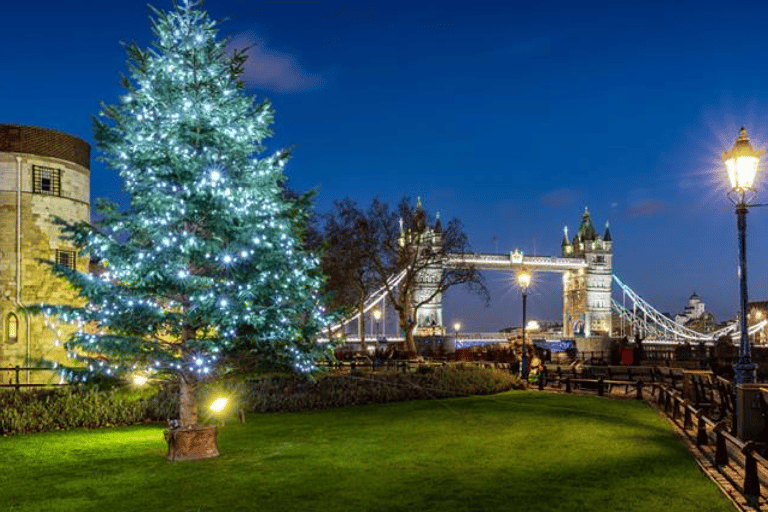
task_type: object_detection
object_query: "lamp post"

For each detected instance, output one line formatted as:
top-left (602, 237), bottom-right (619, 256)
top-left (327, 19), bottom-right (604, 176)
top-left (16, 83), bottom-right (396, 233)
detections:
top-left (723, 127), bottom-right (764, 384)
top-left (517, 268), bottom-right (532, 381)
top-left (453, 320), bottom-right (461, 352)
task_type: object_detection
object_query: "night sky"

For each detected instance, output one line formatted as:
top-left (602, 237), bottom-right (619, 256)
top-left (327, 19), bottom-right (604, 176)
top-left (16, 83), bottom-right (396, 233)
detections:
top-left (2, 0), bottom-right (767, 332)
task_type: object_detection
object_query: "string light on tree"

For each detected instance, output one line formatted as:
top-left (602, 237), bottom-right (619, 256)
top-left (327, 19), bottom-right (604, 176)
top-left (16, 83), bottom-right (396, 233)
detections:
top-left (32, 0), bottom-right (331, 431)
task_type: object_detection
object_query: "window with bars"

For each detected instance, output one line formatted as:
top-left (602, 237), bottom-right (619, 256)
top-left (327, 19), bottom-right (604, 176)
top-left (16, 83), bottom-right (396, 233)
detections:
top-left (56, 249), bottom-right (76, 270)
top-left (7, 313), bottom-right (17, 344)
top-left (32, 165), bottom-right (61, 196)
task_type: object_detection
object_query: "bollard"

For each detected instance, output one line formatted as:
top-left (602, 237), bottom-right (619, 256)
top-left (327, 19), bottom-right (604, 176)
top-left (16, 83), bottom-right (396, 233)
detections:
top-left (598, 376), bottom-right (604, 397)
top-left (538, 372), bottom-right (545, 391)
top-left (565, 376), bottom-right (572, 393)
top-left (635, 379), bottom-right (643, 401)
top-left (742, 442), bottom-right (761, 506)
top-left (664, 391), bottom-right (672, 413)
top-left (713, 423), bottom-right (728, 467)
top-left (683, 402), bottom-right (692, 430)
top-left (696, 412), bottom-right (708, 446)
top-left (658, 387), bottom-right (665, 406)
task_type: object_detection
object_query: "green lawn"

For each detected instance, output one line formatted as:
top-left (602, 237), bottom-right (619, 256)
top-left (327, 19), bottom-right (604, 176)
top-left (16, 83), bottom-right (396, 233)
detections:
top-left (1, 392), bottom-right (733, 512)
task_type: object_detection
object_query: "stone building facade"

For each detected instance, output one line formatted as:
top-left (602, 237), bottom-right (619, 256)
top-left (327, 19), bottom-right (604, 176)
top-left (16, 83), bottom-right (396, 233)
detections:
top-left (561, 208), bottom-right (613, 338)
top-left (0, 125), bottom-right (90, 383)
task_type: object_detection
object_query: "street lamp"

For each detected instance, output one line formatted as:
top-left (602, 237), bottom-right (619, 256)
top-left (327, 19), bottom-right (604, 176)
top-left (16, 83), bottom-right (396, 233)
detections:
top-left (723, 127), bottom-right (764, 384)
top-left (372, 308), bottom-right (382, 340)
top-left (517, 268), bottom-right (532, 381)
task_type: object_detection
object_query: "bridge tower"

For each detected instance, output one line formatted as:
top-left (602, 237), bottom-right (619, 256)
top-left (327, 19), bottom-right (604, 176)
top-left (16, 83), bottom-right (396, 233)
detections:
top-left (400, 198), bottom-right (444, 333)
top-left (561, 208), bottom-right (612, 337)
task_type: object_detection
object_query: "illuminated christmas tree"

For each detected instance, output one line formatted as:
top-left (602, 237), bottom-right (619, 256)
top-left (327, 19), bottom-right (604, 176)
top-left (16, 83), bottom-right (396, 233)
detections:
top-left (36, 0), bottom-right (329, 428)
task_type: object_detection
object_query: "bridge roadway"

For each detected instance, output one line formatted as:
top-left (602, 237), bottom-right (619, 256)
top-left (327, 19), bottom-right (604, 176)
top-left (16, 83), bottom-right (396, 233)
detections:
top-left (446, 253), bottom-right (587, 272)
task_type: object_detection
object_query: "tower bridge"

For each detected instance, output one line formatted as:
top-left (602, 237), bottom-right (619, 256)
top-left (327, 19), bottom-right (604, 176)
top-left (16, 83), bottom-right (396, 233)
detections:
top-left (326, 202), bottom-right (767, 349)
top-left (418, 207), bottom-right (613, 339)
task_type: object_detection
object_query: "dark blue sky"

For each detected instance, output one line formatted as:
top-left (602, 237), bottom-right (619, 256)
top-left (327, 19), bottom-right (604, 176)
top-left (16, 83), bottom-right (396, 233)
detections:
top-left (3, 0), bottom-right (768, 331)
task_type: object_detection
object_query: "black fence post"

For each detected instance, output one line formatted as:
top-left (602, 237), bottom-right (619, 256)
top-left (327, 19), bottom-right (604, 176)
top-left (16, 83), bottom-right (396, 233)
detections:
top-left (683, 402), bottom-right (692, 430)
top-left (565, 376), bottom-right (572, 393)
top-left (635, 379), bottom-right (643, 401)
top-left (598, 376), bottom-right (604, 397)
top-left (696, 412), bottom-right (708, 446)
top-left (714, 423), bottom-right (728, 467)
top-left (742, 442), bottom-right (761, 507)
top-left (538, 372), bottom-right (545, 391)
top-left (14, 365), bottom-right (20, 392)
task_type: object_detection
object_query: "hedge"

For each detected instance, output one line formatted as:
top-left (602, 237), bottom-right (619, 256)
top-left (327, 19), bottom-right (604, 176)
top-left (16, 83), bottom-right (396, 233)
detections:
top-left (1, 364), bottom-right (523, 435)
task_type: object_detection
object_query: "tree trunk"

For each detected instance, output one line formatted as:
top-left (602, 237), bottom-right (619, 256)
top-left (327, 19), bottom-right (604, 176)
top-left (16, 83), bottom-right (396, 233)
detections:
top-left (179, 373), bottom-right (199, 428)
top-left (358, 298), bottom-right (366, 351)
top-left (398, 309), bottom-right (417, 356)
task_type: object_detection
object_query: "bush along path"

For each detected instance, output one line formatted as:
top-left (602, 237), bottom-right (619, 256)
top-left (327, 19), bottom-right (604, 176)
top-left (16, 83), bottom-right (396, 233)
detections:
top-left (0, 365), bottom-right (523, 435)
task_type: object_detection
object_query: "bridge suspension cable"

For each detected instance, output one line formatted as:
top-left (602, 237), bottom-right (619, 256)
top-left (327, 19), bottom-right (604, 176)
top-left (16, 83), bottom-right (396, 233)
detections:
top-left (325, 269), bottom-right (407, 335)
top-left (612, 274), bottom-right (766, 341)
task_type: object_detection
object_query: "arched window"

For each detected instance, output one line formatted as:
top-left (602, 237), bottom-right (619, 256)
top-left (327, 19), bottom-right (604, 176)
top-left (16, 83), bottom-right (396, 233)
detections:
top-left (7, 313), bottom-right (18, 344)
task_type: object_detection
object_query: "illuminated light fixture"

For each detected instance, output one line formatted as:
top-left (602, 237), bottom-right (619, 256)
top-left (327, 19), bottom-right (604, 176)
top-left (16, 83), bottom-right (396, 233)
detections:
top-left (516, 268), bottom-right (532, 290)
top-left (453, 321), bottom-right (461, 332)
top-left (132, 374), bottom-right (148, 387)
top-left (526, 320), bottom-right (540, 331)
top-left (371, 309), bottom-right (382, 321)
top-left (209, 397), bottom-right (229, 414)
top-left (723, 127), bottom-right (764, 194)
top-left (722, 127), bottom-right (764, 385)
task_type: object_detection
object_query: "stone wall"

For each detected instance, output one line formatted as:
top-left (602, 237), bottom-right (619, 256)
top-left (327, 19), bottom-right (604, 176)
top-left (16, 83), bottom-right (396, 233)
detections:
top-left (0, 128), bottom-right (90, 384)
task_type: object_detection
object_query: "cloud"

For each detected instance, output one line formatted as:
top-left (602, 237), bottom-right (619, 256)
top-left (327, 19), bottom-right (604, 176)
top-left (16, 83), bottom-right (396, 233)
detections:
top-left (540, 188), bottom-right (582, 206)
top-left (624, 200), bottom-right (666, 218)
top-left (228, 33), bottom-right (324, 93)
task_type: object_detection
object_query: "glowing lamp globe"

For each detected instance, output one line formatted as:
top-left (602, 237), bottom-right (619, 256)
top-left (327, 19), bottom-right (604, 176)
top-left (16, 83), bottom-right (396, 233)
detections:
top-left (723, 127), bottom-right (764, 193)
top-left (372, 309), bottom-right (382, 321)
top-left (453, 321), bottom-right (461, 331)
top-left (132, 374), bottom-right (148, 387)
top-left (517, 269), bottom-right (532, 290)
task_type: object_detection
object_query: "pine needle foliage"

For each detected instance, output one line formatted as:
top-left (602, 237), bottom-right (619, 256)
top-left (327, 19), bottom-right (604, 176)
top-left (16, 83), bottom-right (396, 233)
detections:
top-left (32, 0), bottom-right (330, 426)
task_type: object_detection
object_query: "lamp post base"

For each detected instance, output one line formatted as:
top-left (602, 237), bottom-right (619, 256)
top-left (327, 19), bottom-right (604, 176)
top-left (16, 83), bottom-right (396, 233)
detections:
top-left (734, 359), bottom-right (757, 385)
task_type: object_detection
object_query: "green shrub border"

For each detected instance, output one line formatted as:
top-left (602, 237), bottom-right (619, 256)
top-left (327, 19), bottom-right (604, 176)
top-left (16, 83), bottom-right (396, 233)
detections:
top-left (1, 364), bottom-right (522, 435)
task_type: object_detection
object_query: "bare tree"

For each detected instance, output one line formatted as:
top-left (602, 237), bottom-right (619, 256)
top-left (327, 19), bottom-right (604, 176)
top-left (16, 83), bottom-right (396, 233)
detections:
top-left (319, 199), bottom-right (380, 348)
top-left (322, 197), bottom-right (487, 355)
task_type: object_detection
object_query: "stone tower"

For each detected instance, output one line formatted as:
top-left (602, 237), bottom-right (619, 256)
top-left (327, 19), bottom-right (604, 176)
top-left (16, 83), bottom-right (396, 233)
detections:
top-left (400, 198), bottom-right (444, 334)
top-left (561, 207), bottom-right (612, 337)
top-left (0, 125), bottom-right (90, 382)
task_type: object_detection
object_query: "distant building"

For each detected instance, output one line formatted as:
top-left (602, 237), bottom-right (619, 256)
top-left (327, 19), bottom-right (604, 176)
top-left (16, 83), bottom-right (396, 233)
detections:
top-left (674, 293), bottom-right (706, 325)
top-left (0, 124), bottom-right (90, 383)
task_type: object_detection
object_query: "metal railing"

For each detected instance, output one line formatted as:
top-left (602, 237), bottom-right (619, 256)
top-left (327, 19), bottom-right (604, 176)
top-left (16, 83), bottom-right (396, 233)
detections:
top-left (652, 381), bottom-right (767, 508)
top-left (0, 366), bottom-right (64, 391)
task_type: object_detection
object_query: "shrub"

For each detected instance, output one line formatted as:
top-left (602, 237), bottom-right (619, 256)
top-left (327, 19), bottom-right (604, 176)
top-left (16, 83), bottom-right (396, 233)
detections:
top-left (243, 364), bottom-right (522, 413)
top-left (0, 386), bottom-right (147, 435)
top-left (0, 364), bottom-right (522, 435)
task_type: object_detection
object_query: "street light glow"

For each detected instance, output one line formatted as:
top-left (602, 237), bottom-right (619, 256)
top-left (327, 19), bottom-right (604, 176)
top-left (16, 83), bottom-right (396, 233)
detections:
top-left (132, 374), bottom-right (148, 387)
top-left (453, 321), bottom-right (461, 331)
top-left (372, 308), bottom-right (382, 321)
top-left (723, 127), bottom-right (764, 193)
top-left (209, 397), bottom-right (229, 414)
top-left (517, 269), bottom-right (532, 290)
